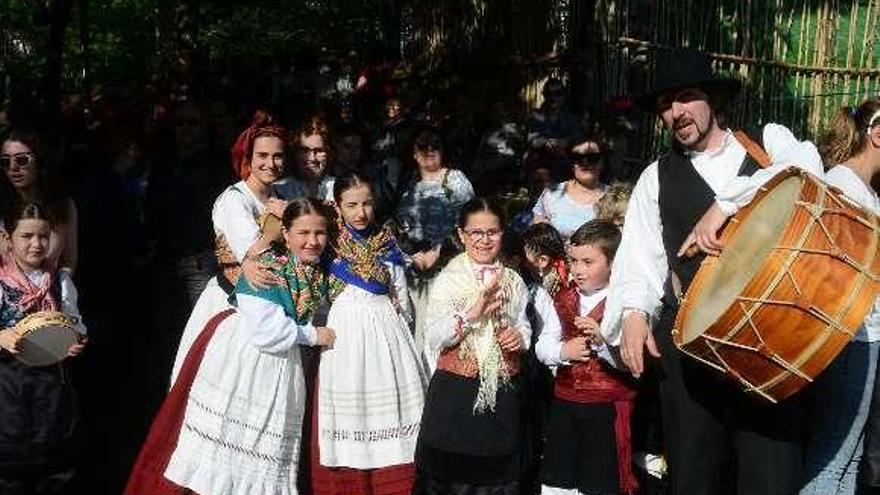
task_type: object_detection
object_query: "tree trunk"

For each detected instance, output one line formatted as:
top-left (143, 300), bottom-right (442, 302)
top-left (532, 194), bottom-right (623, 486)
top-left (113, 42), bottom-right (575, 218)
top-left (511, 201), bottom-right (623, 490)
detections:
top-left (79, 0), bottom-right (89, 92)
top-left (44, 0), bottom-right (73, 139)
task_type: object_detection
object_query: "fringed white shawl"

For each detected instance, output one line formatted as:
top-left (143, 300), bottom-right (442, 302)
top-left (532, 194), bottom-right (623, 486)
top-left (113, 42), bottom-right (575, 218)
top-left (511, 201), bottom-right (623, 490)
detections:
top-left (425, 253), bottom-right (527, 413)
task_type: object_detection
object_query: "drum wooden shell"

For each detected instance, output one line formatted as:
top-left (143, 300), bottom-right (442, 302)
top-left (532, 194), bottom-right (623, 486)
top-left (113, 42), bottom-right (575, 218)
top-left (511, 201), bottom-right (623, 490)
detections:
top-left (673, 168), bottom-right (880, 402)
top-left (14, 311), bottom-right (78, 367)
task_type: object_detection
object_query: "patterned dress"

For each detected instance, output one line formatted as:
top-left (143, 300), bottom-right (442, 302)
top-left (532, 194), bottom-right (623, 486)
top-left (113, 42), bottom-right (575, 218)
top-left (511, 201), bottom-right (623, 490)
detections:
top-left (395, 169), bottom-right (474, 247)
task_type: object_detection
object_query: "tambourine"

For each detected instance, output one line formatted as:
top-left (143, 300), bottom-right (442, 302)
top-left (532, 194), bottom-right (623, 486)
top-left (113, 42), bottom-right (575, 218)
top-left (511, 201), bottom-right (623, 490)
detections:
top-left (13, 311), bottom-right (80, 366)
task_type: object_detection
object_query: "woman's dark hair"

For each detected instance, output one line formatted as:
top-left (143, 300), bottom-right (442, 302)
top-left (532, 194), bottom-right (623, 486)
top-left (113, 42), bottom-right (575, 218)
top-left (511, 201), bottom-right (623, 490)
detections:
top-left (457, 197), bottom-right (507, 229)
top-left (569, 219), bottom-right (622, 262)
top-left (332, 170), bottom-right (375, 205)
top-left (416, 233), bottom-right (464, 279)
top-left (297, 115), bottom-right (331, 143)
top-left (281, 197), bottom-right (337, 233)
top-left (3, 201), bottom-right (53, 234)
top-left (412, 127), bottom-right (445, 154)
top-left (521, 223), bottom-right (565, 260)
top-left (0, 127), bottom-right (71, 224)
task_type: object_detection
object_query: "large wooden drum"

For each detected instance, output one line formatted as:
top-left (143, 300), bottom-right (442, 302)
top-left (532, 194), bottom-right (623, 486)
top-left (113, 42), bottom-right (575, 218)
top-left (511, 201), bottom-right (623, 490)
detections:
top-left (673, 167), bottom-right (880, 402)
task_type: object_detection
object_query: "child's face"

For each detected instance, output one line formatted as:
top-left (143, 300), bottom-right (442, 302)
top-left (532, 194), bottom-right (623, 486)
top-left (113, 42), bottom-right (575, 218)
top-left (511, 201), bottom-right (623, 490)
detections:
top-left (567, 242), bottom-right (611, 293)
top-left (337, 183), bottom-right (375, 231)
top-left (283, 213), bottom-right (329, 264)
top-left (10, 218), bottom-right (50, 271)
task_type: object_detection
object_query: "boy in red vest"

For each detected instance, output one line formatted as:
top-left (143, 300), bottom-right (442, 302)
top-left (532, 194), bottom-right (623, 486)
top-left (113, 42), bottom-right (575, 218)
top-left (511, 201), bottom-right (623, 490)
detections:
top-left (535, 220), bottom-right (638, 495)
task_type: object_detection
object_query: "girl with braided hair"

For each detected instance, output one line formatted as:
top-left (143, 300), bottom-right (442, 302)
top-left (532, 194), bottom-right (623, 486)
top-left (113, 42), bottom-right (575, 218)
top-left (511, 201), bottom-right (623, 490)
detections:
top-left (126, 198), bottom-right (337, 495)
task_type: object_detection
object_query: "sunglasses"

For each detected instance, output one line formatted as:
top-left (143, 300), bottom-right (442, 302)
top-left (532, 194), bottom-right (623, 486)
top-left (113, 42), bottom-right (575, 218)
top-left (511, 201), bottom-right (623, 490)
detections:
top-left (0, 153), bottom-right (35, 170)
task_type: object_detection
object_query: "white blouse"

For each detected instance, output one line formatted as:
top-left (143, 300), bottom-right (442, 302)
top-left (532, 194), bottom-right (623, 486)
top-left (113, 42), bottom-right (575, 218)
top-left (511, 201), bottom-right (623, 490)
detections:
top-left (236, 293), bottom-right (318, 354)
top-left (601, 124), bottom-right (824, 346)
top-left (824, 165), bottom-right (880, 342)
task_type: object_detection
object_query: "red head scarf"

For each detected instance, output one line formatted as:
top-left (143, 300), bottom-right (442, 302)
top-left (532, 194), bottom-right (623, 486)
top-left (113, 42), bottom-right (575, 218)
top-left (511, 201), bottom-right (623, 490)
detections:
top-left (230, 109), bottom-right (287, 180)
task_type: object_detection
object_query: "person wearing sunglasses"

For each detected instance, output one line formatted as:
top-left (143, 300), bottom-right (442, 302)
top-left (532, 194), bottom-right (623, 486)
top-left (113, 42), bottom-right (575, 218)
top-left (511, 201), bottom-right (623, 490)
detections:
top-left (0, 128), bottom-right (78, 274)
top-left (531, 136), bottom-right (608, 238)
top-left (395, 128), bottom-right (475, 250)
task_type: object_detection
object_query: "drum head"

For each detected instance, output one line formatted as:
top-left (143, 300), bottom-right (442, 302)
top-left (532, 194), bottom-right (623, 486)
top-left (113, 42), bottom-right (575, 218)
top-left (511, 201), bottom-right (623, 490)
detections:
top-left (680, 175), bottom-right (803, 344)
top-left (17, 325), bottom-right (79, 367)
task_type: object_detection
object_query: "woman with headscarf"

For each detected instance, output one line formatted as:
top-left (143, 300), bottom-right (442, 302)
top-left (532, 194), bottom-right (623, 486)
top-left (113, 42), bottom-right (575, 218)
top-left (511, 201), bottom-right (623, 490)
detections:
top-left (168, 112), bottom-right (294, 384)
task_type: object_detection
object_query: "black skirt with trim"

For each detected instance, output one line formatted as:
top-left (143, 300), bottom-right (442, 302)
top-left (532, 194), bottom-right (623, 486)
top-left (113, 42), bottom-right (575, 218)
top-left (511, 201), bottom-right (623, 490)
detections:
top-left (415, 370), bottom-right (522, 487)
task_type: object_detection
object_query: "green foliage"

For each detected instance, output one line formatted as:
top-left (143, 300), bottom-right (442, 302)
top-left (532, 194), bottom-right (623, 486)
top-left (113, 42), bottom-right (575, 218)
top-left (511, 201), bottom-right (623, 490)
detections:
top-left (1, 0), bottom-right (402, 95)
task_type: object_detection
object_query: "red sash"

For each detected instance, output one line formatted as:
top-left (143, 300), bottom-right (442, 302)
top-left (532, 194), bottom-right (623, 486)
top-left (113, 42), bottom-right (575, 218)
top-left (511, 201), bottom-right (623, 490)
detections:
top-left (552, 283), bottom-right (639, 495)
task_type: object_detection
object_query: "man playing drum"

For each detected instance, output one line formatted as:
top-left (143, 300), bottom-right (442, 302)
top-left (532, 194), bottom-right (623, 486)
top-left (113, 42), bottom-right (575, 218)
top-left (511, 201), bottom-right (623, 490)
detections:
top-left (601, 49), bottom-right (823, 494)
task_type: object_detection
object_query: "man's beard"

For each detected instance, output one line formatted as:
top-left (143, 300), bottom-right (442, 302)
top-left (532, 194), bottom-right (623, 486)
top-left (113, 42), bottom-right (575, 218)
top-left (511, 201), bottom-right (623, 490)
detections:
top-left (673, 114), bottom-right (715, 149)
top-left (298, 161), bottom-right (325, 181)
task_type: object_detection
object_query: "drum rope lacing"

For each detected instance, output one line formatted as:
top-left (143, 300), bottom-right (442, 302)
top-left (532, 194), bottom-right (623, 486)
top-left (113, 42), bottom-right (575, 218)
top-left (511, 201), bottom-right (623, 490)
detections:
top-left (676, 173), bottom-right (880, 403)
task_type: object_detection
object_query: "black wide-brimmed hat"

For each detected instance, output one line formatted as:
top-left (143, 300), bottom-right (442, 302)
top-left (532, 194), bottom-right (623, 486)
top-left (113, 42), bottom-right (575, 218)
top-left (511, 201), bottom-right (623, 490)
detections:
top-left (636, 49), bottom-right (742, 111)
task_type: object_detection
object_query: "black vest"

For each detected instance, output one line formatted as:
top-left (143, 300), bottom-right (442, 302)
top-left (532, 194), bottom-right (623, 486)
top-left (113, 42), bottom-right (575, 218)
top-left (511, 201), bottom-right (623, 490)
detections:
top-left (657, 133), bottom-right (763, 307)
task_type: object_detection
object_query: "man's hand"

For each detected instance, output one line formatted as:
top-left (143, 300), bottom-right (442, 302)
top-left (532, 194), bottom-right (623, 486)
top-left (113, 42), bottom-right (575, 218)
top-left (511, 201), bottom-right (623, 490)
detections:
top-left (619, 311), bottom-right (660, 378)
top-left (677, 202), bottom-right (729, 258)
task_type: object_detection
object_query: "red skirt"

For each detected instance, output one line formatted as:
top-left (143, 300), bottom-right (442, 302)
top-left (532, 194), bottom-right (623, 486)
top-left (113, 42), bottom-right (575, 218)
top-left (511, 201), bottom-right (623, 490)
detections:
top-left (123, 309), bottom-right (235, 495)
top-left (308, 360), bottom-right (415, 495)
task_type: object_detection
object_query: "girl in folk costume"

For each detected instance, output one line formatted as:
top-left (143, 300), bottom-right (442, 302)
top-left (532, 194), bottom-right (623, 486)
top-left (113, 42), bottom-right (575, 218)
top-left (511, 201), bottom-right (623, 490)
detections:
top-left (522, 222), bottom-right (569, 298)
top-left (0, 202), bottom-right (86, 493)
top-left (125, 198), bottom-right (336, 495)
top-left (519, 222), bottom-right (567, 494)
top-left (800, 98), bottom-right (880, 494)
top-left (170, 113), bottom-right (294, 384)
top-left (536, 220), bottom-right (638, 495)
top-left (413, 198), bottom-right (532, 495)
top-left (310, 171), bottom-right (427, 495)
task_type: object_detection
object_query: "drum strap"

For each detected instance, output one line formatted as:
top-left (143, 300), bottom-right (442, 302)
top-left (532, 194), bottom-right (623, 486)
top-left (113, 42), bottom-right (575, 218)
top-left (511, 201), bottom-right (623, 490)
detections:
top-left (733, 130), bottom-right (771, 169)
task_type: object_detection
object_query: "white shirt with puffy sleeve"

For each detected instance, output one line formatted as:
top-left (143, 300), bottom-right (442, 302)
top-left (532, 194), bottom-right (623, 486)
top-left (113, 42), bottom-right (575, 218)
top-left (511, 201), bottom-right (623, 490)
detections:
top-left (601, 124), bottom-right (823, 346)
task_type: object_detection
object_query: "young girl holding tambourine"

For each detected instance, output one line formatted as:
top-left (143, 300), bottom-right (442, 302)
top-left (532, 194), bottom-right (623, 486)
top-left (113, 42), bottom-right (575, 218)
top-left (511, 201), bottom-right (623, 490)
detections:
top-left (0, 201), bottom-right (86, 493)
